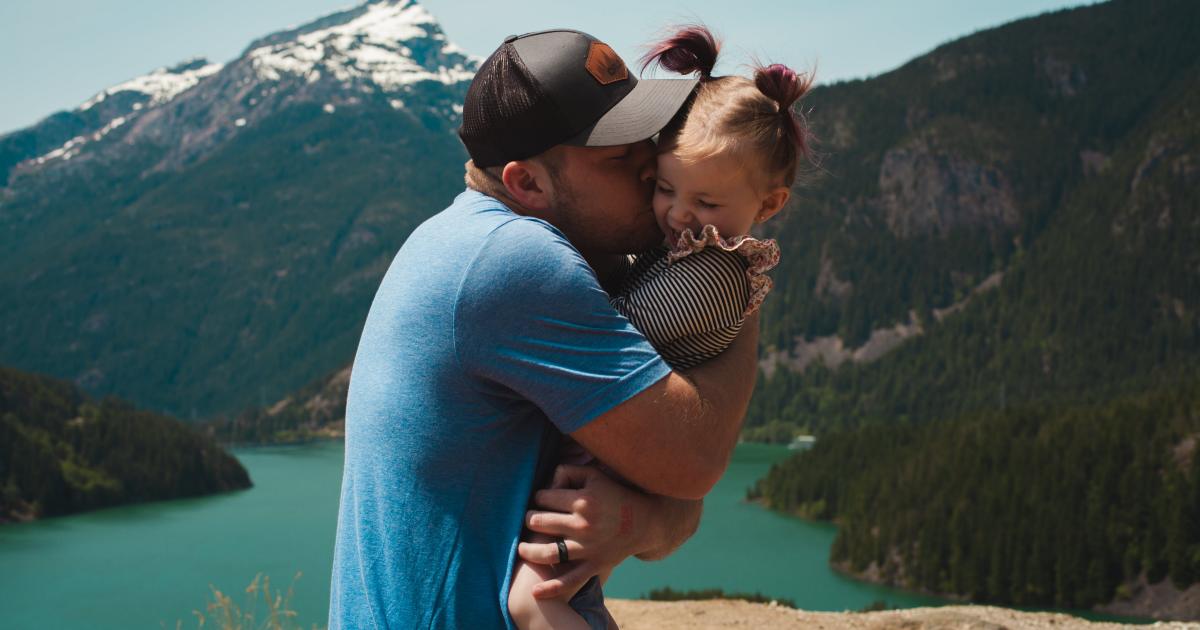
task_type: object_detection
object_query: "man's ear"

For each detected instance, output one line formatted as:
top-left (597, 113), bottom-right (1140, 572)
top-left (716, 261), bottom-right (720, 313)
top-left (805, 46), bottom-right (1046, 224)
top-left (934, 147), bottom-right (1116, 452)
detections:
top-left (755, 186), bottom-right (791, 223)
top-left (501, 160), bottom-right (554, 212)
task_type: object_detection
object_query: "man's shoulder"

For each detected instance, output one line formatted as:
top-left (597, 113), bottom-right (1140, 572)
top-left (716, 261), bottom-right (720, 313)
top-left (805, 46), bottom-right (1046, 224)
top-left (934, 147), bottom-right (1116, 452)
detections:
top-left (454, 210), bottom-right (601, 325)
top-left (436, 190), bottom-right (570, 248)
top-left (451, 199), bottom-right (586, 280)
top-left (405, 190), bottom-right (564, 269)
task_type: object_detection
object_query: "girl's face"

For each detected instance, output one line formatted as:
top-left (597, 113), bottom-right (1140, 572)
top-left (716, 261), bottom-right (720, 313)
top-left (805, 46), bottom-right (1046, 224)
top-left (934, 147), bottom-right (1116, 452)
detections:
top-left (652, 151), bottom-right (790, 246)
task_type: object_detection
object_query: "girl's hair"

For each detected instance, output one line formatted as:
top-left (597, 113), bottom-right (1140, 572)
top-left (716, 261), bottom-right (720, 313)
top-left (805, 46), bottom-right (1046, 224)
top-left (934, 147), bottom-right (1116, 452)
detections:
top-left (640, 25), bottom-right (815, 188)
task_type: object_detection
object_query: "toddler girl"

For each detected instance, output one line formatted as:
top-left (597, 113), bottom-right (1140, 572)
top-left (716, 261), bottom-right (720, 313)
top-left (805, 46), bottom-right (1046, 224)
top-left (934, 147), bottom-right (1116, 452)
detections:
top-left (508, 25), bottom-right (815, 630)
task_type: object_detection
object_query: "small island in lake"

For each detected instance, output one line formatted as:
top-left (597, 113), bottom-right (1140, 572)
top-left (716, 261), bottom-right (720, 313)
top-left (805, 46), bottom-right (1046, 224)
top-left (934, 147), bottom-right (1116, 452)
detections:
top-left (0, 365), bottom-right (251, 523)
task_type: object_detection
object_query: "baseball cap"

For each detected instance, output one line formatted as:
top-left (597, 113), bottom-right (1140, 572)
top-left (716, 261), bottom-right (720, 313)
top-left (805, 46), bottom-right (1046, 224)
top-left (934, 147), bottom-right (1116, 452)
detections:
top-left (459, 29), bottom-right (698, 168)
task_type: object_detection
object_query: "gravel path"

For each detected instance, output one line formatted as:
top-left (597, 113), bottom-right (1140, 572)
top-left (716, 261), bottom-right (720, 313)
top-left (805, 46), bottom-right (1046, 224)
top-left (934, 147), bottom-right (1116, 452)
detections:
top-left (607, 599), bottom-right (1200, 629)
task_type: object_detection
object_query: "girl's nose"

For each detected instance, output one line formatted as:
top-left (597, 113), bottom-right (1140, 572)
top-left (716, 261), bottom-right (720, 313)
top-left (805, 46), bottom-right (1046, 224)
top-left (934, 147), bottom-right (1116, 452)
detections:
top-left (669, 204), bottom-right (693, 226)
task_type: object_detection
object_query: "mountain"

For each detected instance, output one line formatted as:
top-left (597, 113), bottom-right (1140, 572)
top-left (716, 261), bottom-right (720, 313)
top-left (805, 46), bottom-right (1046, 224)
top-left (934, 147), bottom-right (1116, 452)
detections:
top-left (0, 364), bottom-right (250, 522)
top-left (205, 365), bottom-right (349, 445)
top-left (207, 0), bottom-right (1200, 448)
top-left (0, 58), bottom-right (223, 184)
top-left (742, 0), bottom-right (1200, 617)
top-left (0, 0), bottom-right (476, 417)
top-left (2, 0), bottom-right (1196, 433)
top-left (746, 0), bottom-right (1200, 436)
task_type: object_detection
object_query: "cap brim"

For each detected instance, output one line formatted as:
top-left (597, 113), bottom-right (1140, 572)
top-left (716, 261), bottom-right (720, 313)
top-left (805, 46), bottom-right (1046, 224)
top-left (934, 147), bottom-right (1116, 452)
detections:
top-left (564, 78), bottom-right (698, 147)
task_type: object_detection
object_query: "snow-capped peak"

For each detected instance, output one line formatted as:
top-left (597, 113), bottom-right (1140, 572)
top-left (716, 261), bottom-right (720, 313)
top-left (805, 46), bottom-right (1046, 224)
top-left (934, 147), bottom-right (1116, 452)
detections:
top-left (80, 58), bottom-right (224, 112)
top-left (246, 0), bottom-right (476, 91)
top-left (17, 0), bottom-right (475, 174)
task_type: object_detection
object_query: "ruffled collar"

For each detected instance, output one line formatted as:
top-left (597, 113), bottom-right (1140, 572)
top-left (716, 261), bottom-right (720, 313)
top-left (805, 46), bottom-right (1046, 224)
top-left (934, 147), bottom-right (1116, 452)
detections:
top-left (666, 224), bottom-right (781, 315)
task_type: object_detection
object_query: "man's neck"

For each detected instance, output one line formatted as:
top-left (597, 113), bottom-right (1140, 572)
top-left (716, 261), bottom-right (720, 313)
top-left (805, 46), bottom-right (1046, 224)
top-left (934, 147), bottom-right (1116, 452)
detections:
top-left (464, 160), bottom-right (523, 211)
top-left (464, 161), bottom-right (627, 293)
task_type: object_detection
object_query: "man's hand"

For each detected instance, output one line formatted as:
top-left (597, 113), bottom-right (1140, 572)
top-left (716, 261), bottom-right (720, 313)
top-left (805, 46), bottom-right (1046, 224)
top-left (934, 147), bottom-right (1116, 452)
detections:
top-left (519, 464), bottom-right (702, 599)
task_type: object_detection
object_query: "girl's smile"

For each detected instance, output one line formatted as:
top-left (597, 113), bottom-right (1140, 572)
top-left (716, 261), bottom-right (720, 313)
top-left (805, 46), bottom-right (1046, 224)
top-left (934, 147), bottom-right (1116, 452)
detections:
top-left (653, 152), bottom-right (791, 245)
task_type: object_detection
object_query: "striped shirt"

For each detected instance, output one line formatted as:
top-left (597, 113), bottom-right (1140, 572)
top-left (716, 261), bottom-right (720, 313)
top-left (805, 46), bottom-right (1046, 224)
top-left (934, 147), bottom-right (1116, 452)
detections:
top-left (610, 245), bottom-right (752, 370)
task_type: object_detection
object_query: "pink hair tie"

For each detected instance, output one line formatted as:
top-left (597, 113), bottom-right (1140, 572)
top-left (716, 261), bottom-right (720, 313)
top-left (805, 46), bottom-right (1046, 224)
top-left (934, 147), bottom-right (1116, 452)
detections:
top-left (640, 25), bottom-right (721, 80)
top-left (754, 63), bottom-right (812, 152)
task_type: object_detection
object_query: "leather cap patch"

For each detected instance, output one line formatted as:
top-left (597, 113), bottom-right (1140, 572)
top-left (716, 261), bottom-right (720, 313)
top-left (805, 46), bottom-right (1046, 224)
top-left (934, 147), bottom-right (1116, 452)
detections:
top-left (585, 41), bottom-right (628, 85)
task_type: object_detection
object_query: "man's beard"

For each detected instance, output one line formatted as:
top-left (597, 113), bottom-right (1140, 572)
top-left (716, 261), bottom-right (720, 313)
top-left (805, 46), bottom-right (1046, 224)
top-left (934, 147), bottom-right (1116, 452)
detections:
top-left (550, 170), bottom-right (661, 256)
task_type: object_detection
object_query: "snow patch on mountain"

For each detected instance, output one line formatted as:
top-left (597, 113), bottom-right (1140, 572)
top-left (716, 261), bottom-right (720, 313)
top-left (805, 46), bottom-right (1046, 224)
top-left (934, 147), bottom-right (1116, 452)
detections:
top-left (80, 59), bottom-right (224, 111)
top-left (33, 116), bottom-right (129, 165)
top-left (14, 0), bottom-right (476, 176)
top-left (247, 0), bottom-right (474, 91)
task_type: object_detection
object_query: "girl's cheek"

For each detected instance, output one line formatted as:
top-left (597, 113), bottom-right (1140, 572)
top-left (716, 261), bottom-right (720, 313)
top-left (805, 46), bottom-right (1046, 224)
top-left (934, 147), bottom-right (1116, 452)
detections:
top-left (710, 216), bottom-right (740, 236)
top-left (652, 193), bottom-right (670, 216)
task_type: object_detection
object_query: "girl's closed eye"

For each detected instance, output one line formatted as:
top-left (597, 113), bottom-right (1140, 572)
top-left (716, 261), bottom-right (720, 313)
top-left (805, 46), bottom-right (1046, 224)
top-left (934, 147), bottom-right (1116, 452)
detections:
top-left (656, 183), bottom-right (674, 195)
top-left (696, 199), bottom-right (719, 209)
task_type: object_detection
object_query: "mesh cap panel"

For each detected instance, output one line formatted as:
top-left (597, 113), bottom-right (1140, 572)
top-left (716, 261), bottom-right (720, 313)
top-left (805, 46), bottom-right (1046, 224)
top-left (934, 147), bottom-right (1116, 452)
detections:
top-left (458, 44), bottom-right (571, 167)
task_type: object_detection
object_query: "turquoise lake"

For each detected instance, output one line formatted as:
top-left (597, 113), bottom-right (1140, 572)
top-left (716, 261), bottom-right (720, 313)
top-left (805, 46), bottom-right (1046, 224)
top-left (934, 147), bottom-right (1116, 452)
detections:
top-left (0, 441), bottom-right (1141, 628)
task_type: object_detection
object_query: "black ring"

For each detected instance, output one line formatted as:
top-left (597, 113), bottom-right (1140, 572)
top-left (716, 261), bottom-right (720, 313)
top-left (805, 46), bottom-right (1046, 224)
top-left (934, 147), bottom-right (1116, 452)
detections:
top-left (556, 539), bottom-right (569, 564)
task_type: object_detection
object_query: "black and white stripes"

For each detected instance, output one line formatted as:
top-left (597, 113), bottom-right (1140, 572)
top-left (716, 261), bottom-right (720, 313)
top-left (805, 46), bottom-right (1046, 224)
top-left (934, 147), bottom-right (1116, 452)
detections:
top-left (610, 245), bottom-right (751, 370)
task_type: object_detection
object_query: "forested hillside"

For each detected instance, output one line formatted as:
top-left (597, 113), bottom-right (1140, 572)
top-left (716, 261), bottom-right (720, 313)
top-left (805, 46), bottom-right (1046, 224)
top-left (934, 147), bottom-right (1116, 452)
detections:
top-left (0, 366), bottom-right (250, 522)
top-left (205, 366), bottom-right (349, 445)
top-left (746, 0), bottom-right (1199, 436)
top-left (748, 0), bottom-right (1200, 619)
top-left (0, 1), bottom-right (473, 418)
top-left (753, 377), bottom-right (1200, 615)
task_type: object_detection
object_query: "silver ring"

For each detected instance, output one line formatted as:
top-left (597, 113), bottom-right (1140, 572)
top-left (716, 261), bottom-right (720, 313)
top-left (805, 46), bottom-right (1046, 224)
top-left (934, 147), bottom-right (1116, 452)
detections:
top-left (556, 539), bottom-right (569, 564)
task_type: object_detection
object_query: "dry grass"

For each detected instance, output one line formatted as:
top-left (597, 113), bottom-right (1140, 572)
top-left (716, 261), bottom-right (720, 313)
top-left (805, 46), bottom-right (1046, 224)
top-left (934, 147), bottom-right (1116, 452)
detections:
top-left (171, 573), bottom-right (323, 630)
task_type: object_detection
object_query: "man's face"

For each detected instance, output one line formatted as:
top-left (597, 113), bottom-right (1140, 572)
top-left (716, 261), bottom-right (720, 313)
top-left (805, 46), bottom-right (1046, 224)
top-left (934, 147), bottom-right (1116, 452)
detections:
top-left (547, 140), bottom-right (663, 258)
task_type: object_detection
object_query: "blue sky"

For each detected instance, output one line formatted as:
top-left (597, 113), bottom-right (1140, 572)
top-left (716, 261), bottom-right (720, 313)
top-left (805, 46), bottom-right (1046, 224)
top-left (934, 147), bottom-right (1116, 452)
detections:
top-left (0, 0), bottom-right (1093, 134)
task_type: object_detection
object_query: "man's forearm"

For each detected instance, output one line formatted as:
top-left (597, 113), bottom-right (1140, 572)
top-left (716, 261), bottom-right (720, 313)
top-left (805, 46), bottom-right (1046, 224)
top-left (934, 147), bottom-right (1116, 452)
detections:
top-left (682, 312), bottom-right (759, 409)
top-left (673, 313), bottom-right (760, 471)
top-left (569, 313), bottom-right (761, 499)
top-left (635, 496), bottom-right (703, 561)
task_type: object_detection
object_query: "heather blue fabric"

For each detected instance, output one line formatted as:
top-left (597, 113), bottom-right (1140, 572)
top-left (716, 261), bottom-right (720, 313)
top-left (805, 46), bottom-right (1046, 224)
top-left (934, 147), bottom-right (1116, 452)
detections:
top-left (329, 190), bottom-right (670, 630)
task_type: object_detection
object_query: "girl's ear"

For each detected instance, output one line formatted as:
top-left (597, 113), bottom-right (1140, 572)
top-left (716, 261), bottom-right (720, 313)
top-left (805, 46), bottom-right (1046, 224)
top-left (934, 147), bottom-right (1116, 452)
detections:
top-left (501, 160), bottom-right (554, 212)
top-left (755, 186), bottom-right (791, 223)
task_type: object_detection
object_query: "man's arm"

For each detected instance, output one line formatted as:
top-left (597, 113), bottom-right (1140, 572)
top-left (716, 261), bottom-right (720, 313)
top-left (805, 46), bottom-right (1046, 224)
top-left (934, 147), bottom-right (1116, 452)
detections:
top-left (457, 220), bottom-right (758, 500)
top-left (634, 494), bottom-right (703, 561)
top-left (570, 314), bottom-right (760, 500)
top-left (517, 464), bottom-right (704, 598)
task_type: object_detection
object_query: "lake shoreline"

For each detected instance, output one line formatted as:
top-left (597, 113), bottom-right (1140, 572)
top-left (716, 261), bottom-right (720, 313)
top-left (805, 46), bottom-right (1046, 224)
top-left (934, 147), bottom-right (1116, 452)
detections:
top-left (824, 555), bottom-right (1200, 623)
top-left (0, 482), bottom-right (255, 527)
top-left (751, 496), bottom-right (1178, 624)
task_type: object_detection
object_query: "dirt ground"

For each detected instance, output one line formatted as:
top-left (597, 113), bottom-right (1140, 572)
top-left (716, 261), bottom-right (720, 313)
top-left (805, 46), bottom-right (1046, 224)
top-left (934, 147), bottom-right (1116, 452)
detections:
top-left (606, 599), bottom-right (1200, 629)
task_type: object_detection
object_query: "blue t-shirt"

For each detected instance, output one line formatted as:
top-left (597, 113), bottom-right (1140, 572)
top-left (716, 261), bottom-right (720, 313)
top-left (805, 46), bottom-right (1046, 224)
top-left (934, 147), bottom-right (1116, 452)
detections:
top-left (329, 190), bottom-right (671, 629)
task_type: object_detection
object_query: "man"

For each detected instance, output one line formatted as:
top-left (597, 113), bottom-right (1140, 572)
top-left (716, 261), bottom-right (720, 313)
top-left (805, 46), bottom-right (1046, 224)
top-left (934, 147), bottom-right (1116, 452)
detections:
top-left (329, 29), bottom-right (759, 629)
